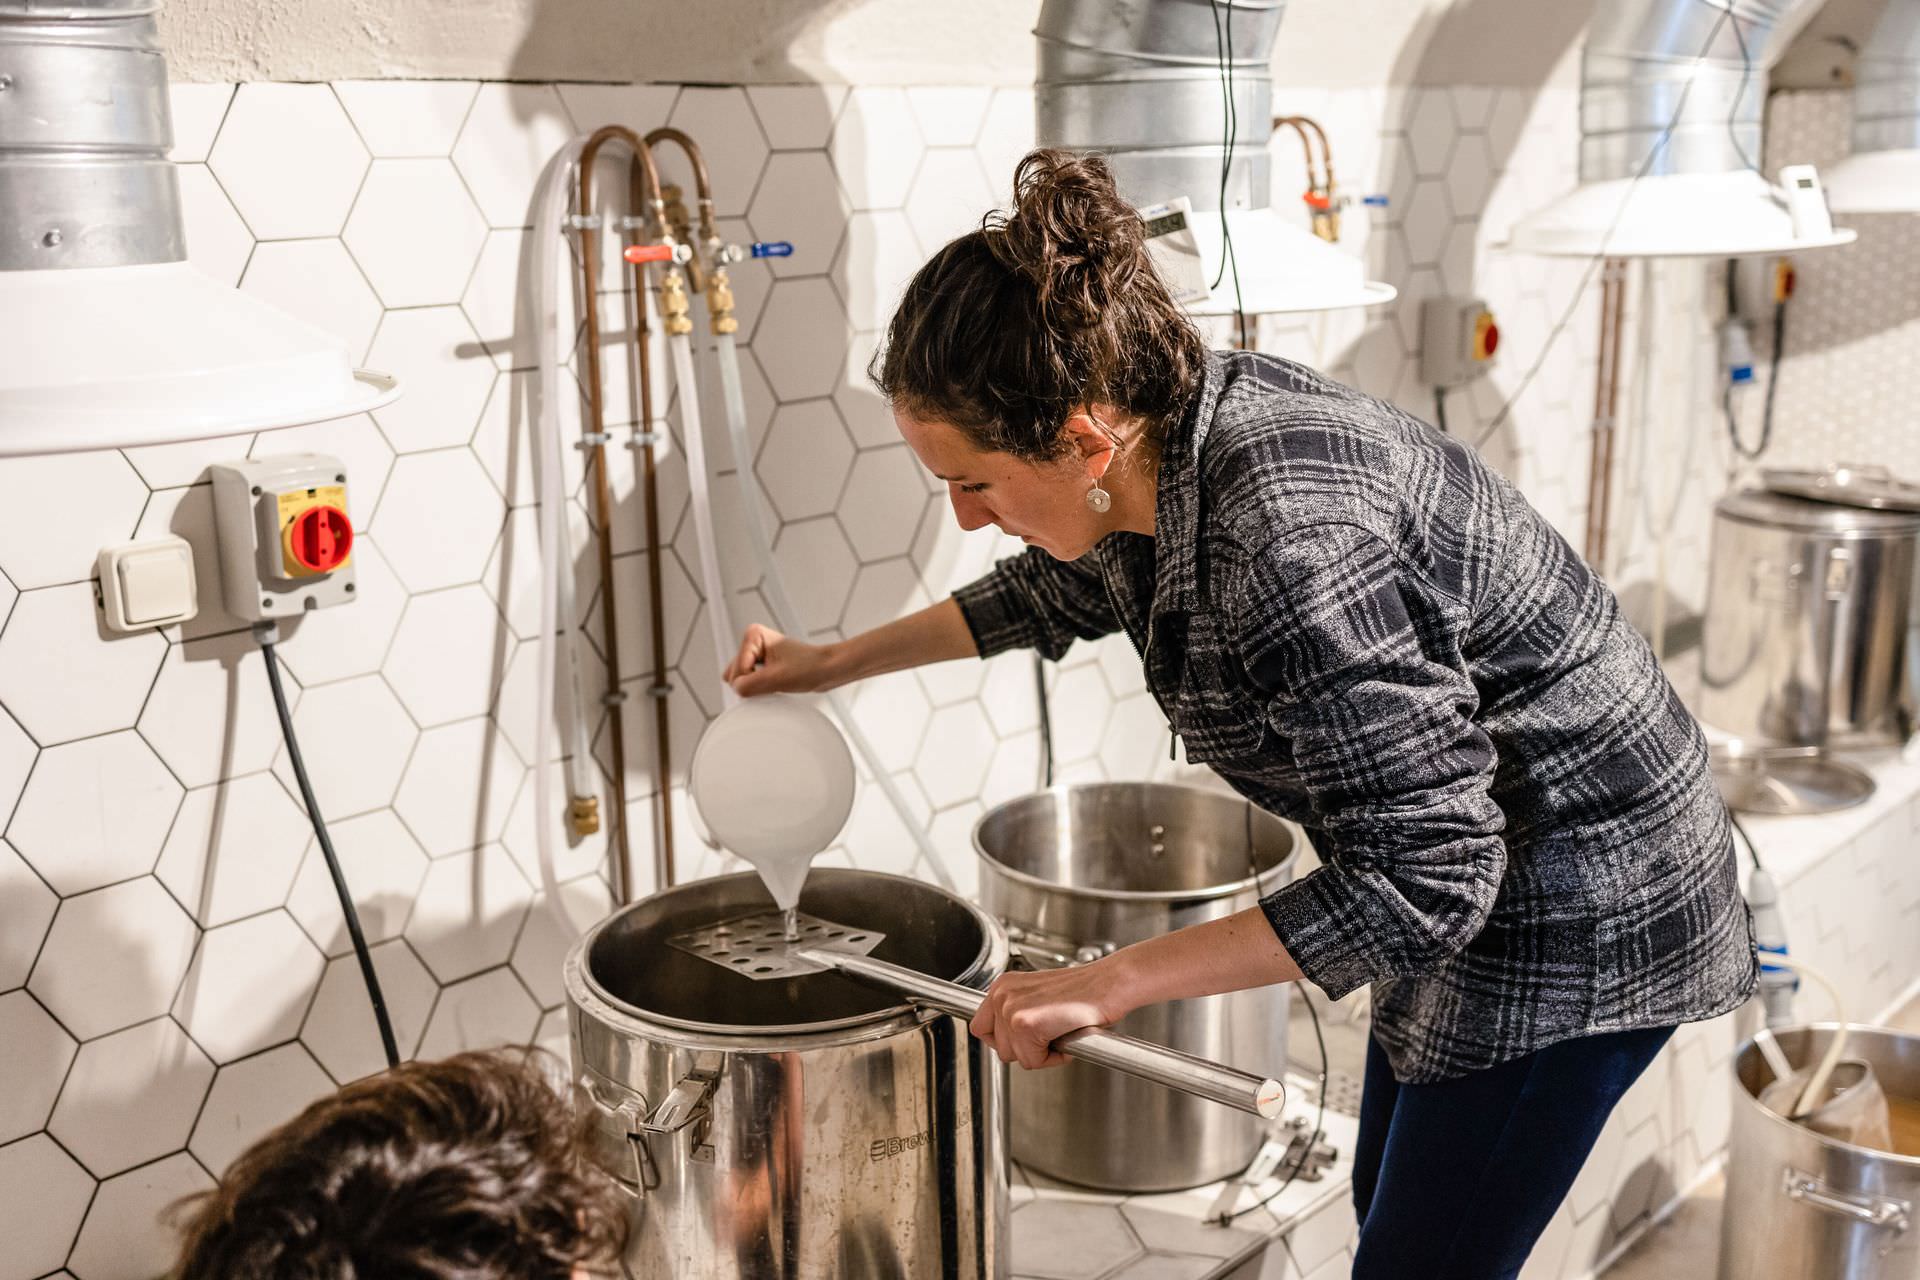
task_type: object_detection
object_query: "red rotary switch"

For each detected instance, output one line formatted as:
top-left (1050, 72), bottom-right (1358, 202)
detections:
top-left (286, 504), bottom-right (353, 574)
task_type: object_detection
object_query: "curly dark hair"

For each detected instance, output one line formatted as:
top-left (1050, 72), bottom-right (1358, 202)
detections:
top-left (872, 147), bottom-right (1209, 461)
top-left (170, 1051), bottom-right (629, 1280)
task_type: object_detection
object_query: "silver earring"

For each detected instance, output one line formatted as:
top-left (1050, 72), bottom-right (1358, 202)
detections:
top-left (1085, 480), bottom-right (1112, 514)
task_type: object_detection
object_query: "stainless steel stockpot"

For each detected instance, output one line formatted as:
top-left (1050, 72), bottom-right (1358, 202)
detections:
top-left (1700, 488), bottom-right (1920, 749)
top-left (1720, 1025), bottom-right (1920, 1279)
top-left (566, 869), bottom-right (1009, 1278)
top-left (974, 782), bottom-right (1300, 1191)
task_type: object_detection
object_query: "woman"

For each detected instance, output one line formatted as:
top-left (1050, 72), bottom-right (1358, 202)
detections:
top-left (725, 149), bottom-right (1754, 1278)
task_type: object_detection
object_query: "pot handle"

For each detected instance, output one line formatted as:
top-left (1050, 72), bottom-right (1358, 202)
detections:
top-left (1784, 1170), bottom-right (1911, 1235)
top-left (1004, 920), bottom-right (1116, 969)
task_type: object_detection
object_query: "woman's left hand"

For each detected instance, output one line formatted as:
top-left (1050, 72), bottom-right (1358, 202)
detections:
top-left (969, 958), bottom-right (1136, 1071)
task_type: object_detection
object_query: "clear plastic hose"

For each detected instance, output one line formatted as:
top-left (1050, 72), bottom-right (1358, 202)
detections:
top-left (669, 325), bottom-right (739, 708)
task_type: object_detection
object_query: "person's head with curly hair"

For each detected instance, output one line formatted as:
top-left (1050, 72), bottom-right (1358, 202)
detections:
top-left (170, 1050), bottom-right (629, 1280)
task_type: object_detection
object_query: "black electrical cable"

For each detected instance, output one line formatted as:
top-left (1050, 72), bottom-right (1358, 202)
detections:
top-left (1730, 809), bottom-right (1764, 873)
top-left (1433, 386), bottom-right (1450, 436)
top-left (1033, 652), bottom-right (1055, 788)
top-left (261, 637), bottom-right (401, 1070)
top-left (1206, 0), bottom-right (1251, 350)
top-left (1470, 0), bottom-right (1741, 451)
top-left (1726, 290), bottom-right (1786, 461)
top-left (1218, 990), bottom-right (1327, 1225)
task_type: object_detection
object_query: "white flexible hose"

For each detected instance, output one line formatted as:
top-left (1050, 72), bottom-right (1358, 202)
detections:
top-left (530, 138), bottom-right (598, 932)
top-left (668, 324), bottom-right (739, 708)
top-left (710, 330), bottom-right (955, 889)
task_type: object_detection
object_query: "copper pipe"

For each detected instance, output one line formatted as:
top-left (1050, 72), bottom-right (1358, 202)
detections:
top-left (1274, 114), bottom-right (1338, 240)
top-left (572, 124), bottom-right (669, 903)
top-left (644, 126), bottom-right (718, 293)
top-left (1584, 258), bottom-right (1629, 571)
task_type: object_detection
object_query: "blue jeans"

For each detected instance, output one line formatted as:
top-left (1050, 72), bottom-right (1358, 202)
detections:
top-left (1351, 1024), bottom-right (1676, 1280)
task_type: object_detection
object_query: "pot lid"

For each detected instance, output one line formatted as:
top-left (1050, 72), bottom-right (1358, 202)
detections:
top-left (1763, 464), bottom-right (1920, 514)
top-left (1717, 487), bottom-right (1920, 535)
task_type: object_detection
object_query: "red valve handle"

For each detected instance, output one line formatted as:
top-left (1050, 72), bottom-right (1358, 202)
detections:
top-left (623, 244), bottom-right (675, 264)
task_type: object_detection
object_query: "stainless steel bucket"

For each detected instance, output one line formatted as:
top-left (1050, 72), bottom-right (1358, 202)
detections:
top-left (974, 782), bottom-right (1299, 1191)
top-left (1700, 489), bottom-right (1920, 749)
top-left (1720, 1025), bottom-right (1920, 1279)
top-left (565, 869), bottom-right (1009, 1278)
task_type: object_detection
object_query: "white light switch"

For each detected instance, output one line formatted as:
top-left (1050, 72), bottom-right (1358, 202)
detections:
top-left (99, 537), bottom-right (199, 632)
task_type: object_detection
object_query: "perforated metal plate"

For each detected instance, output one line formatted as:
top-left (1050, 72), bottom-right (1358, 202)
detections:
top-left (666, 911), bottom-right (887, 981)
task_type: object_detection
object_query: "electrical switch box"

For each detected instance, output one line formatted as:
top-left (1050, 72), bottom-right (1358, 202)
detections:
top-left (1419, 297), bottom-right (1500, 388)
top-left (210, 454), bottom-right (356, 623)
top-left (98, 536), bottom-right (198, 632)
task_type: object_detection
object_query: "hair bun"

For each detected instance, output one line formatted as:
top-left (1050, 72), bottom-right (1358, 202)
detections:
top-left (986, 148), bottom-right (1144, 331)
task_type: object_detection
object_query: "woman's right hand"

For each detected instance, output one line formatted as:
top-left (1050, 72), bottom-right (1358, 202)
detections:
top-left (724, 623), bottom-right (840, 697)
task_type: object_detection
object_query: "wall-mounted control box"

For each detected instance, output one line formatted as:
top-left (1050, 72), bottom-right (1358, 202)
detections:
top-left (1419, 296), bottom-right (1500, 388)
top-left (210, 454), bottom-right (356, 622)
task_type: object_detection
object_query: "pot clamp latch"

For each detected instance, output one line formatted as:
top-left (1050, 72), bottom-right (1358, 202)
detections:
top-left (630, 1064), bottom-right (721, 1190)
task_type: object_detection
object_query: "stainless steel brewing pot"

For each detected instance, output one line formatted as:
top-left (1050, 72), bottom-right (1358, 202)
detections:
top-left (1701, 489), bottom-right (1920, 749)
top-left (1720, 1025), bottom-right (1920, 1279)
top-left (566, 869), bottom-right (1009, 1278)
top-left (974, 782), bottom-right (1299, 1191)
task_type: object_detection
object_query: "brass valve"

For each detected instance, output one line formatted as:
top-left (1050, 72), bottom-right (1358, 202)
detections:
top-left (567, 794), bottom-right (601, 839)
top-left (660, 268), bottom-right (694, 336)
top-left (707, 267), bottom-right (738, 336)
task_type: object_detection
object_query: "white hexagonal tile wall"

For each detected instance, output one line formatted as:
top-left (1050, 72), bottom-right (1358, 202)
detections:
top-left (1009, 1199), bottom-right (1143, 1279)
top-left (155, 773), bottom-right (309, 929)
top-left (0, 840), bottom-right (56, 991)
top-left (272, 675), bottom-right (417, 820)
top-left (1102, 691), bottom-right (1170, 781)
top-left (748, 151), bottom-right (849, 279)
top-left (404, 843), bottom-right (534, 983)
top-left (167, 83), bottom-right (233, 163)
top-left (754, 278), bottom-right (851, 402)
top-left (463, 228), bottom-right (560, 372)
top-left (979, 651), bottom-right (1039, 738)
top-left (511, 876), bottom-right (612, 1008)
top-left (906, 88), bottom-right (991, 148)
top-left (139, 631), bottom-right (289, 788)
top-left (757, 400), bottom-right (854, 521)
top-left (121, 433), bottom-right (250, 493)
top-left (904, 148), bottom-right (995, 254)
top-left (285, 808), bottom-right (429, 957)
top-left (835, 331), bottom-right (896, 448)
top-left (770, 518), bottom-right (856, 636)
top-left (417, 967), bottom-right (539, 1060)
top-left (395, 719), bottom-right (525, 856)
top-left (0, 1134), bottom-right (95, 1280)
top-left (334, 80), bottom-right (480, 158)
top-left (383, 585), bottom-right (512, 725)
top-left (747, 84), bottom-right (847, 151)
top-left (470, 369), bottom-right (586, 508)
top-left (374, 451), bottom-right (506, 593)
top-left (271, 539), bottom-right (406, 686)
top-left (0, 991), bottom-right (74, 1144)
top-left (0, 705), bottom-right (31, 830)
top-left (660, 88), bottom-right (769, 219)
top-left (209, 83), bottom-right (368, 239)
top-left (1404, 88), bottom-right (1457, 180)
top-left (913, 702), bottom-right (996, 809)
top-left (1401, 181), bottom-right (1451, 268)
top-left (0, 584), bottom-right (164, 746)
top-left (974, 88), bottom-right (1034, 198)
top-left (66, 1151), bottom-right (215, 1280)
top-left (241, 239), bottom-right (383, 361)
top-left (188, 1043), bottom-right (334, 1180)
top-left (831, 88), bottom-right (924, 210)
top-left (842, 557), bottom-right (929, 637)
top-left (174, 911), bottom-right (325, 1064)
top-left (838, 781), bottom-right (924, 878)
top-left (1047, 664), bottom-right (1112, 765)
top-left (451, 84), bottom-right (576, 228)
top-left (344, 160), bottom-right (489, 310)
top-left (554, 81), bottom-right (677, 133)
top-left (11, 732), bottom-right (181, 897)
top-left (832, 209), bottom-right (924, 333)
top-left (0, 451), bottom-right (148, 591)
top-left (594, 545), bottom-right (699, 695)
top-left (848, 670), bottom-right (931, 774)
top-left (50, 1016), bottom-right (214, 1176)
top-left (299, 940), bottom-right (435, 1082)
top-left (364, 307), bottom-right (496, 453)
top-left (838, 446), bottom-right (928, 562)
top-left (175, 163), bottom-right (254, 286)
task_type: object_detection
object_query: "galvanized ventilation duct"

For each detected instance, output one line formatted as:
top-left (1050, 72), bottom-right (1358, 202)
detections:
top-left (1031, 0), bottom-right (1391, 314)
top-left (1034, 0), bottom-right (1286, 213)
top-left (0, 0), bottom-right (184, 271)
top-left (1852, 0), bottom-right (1920, 158)
top-left (1579, 0), bottom-right (1819, 182)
